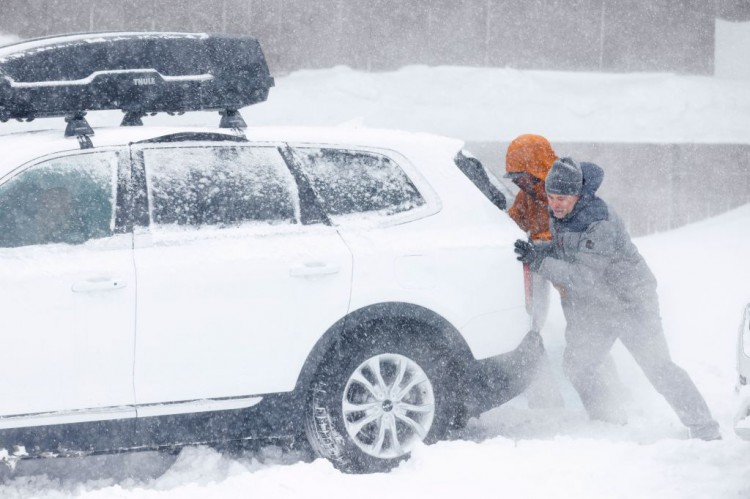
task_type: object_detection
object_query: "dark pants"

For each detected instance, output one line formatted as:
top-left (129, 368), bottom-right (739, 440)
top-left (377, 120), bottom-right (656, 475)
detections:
top-left (562, 298), bottom-right (717, 432)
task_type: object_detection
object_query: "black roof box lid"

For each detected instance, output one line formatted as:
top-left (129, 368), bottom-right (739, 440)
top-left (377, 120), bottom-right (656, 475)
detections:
top-left (0, 32), bottom-right (275, 122)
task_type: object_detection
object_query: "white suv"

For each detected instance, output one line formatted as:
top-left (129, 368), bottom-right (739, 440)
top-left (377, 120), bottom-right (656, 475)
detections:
top-left (0, 125), bottom-right (537, 472)
top-left (0, 32), bottom-right (537, 473)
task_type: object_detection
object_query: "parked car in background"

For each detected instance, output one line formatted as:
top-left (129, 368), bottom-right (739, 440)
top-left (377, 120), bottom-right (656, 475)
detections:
top-left (735, 303), bottom-right (750, 440)
top-left (0, 32), bottom-right (539, 473)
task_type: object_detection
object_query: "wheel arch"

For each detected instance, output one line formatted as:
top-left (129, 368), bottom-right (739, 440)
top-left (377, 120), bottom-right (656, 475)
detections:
top-left (293, 302), bottom-right (474, 395)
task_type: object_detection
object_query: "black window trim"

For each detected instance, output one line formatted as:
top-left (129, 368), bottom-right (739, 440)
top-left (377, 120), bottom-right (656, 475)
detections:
top-left (135, 132), bottom-right (249, 145)
top-left (129, 146), bottom-right (150, 229)
top-left (115, 148), bottom-right (134, 234)
top-left (283, 143), bottom-right (440, 225)
top-left (278, 145), bottom-right (331, 226)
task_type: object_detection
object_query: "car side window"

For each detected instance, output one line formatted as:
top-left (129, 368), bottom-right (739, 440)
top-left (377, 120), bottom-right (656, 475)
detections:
top-left (0, 152), bottom-right (117, 248)
top-left (293, 148), bottom-right (425, 217)
top-left (143, 145), bottom-right (298, 228)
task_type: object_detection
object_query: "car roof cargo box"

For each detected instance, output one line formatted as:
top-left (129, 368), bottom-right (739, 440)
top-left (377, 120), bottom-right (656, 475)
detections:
top-left (0, 32), bottom-right (275, 130)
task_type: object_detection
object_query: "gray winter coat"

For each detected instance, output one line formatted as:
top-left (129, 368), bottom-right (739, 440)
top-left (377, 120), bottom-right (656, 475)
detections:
top-left (537, 162), bottom-right (657, 329)
top-left (535, 164), bottom-right (719, 435)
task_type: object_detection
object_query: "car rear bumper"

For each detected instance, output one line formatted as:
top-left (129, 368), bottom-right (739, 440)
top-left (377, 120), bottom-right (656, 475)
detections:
top-left (463, 329), bottom-right (545, 417)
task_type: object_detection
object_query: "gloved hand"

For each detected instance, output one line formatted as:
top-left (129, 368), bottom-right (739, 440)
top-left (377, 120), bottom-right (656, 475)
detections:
top-left (514, 239), bottom-right (545, 271)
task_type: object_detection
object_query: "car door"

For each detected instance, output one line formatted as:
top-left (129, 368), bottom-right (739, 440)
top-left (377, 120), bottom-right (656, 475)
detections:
top-left (130, 140), bottom-right (352, 413)
top-left (0, 149), bottom-right (136, 423)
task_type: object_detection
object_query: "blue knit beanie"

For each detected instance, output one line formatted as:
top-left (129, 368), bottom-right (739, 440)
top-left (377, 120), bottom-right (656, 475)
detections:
top-left (545, 157), bottom-right (582, 195)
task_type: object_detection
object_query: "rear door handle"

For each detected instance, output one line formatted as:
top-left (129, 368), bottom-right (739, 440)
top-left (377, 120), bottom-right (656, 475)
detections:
top-left (72, 278), bottom-right (128, 293)
top-left (289, 262), bottom-right (341, 278)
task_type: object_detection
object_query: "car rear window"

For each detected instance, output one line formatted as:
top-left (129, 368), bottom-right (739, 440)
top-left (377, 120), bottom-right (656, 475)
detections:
top-left (293, 148), bottom-right (425, 217)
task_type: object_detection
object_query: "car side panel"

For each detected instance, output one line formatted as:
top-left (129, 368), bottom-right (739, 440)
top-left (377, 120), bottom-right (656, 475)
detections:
top-left (0, 149), bottom-right (136, 421)
top-left (0, 237), bottom-right (137, 417)
top-left (330, 146), bottom-right (528, 360)
top-left (339, 218), bottom-right (528, 360)
top-left (130, 141), bottom-right (354, 404)
top-left (133, 225), bottom-right (353, 403)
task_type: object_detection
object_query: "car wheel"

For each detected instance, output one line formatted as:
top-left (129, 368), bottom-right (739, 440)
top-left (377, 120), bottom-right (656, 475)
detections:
top-left (305, 331), bottom-right (451, 473)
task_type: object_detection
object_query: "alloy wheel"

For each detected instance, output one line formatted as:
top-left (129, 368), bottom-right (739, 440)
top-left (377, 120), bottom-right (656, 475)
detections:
top-left (341, 353), bottom-right (435, 459)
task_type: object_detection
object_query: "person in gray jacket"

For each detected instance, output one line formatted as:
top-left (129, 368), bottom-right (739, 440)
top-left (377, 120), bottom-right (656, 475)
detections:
top-left (514, 157), bottom-right (721, 440)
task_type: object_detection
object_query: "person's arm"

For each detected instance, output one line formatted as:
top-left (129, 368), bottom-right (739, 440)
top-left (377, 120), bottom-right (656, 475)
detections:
top-left (509, 193), bottom-right (550, 238)
top-left (508, 193), bottom-right (530, 232)
top-left (535, 220), bottom-right (617, 291)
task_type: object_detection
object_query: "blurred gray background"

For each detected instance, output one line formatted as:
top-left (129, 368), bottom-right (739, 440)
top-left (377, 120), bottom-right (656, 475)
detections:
top-left (1, 0), bottom-right (748, 235)
top-left (2, 0), bottom-right (749, 75)
top-left (469, 141), bottom-right (749, 236)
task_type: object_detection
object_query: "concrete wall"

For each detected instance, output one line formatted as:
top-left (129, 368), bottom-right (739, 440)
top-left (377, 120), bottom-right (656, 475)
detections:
top-left (468, 142), bottom-right (750, 236)
top-left (1, 2), bottom-right (747, 234)
top-left (0, 0), bottom-right (720, 75)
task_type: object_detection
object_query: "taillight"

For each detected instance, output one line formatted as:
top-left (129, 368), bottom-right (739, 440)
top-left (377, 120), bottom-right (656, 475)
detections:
top-left (523, 262), bottom-right (533, 315)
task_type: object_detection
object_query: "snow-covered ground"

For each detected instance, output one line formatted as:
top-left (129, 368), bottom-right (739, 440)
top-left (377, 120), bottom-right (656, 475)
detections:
top-left (1, 30), bottom-right (750, 499)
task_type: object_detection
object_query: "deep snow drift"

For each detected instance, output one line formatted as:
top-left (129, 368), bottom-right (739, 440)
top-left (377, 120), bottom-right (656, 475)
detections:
top-left (243, 65), bottom-right (750, 144)
top-left (0, 36), bottom-right (749, 497)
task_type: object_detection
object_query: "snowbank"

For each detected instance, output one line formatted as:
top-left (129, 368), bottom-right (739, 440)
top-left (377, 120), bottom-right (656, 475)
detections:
top-left (243, 65), bottom-right (750, 144)
top-left (0, 33), bottom-right (18, 47)
top-left (1, 65), bottom-right (749, 146)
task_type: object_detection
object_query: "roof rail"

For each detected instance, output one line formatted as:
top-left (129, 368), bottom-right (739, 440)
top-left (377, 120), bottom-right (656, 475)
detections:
top-left (0, 32), bottom-right (275, 136)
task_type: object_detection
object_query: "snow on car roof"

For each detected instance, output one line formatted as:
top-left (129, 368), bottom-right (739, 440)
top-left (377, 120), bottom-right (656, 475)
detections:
top-left (247, 125), bottom-right (465, 151)
top-left (0, 125), bottom-right (465, 180)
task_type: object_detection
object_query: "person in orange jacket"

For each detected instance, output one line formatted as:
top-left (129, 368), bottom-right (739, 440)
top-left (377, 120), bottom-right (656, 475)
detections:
top-left (505, 134), bottom-right (557, 244)
top-left (504, 134), bottom-right (564, 408)
top-left (505, 134), bottom-right (626, 415)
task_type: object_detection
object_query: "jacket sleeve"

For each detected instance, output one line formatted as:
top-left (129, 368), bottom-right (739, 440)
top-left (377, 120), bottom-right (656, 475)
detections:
top-left (508, 193), bottom-right (531, 232)
top-left (509, 192), bottom-right (552, 240)
top-left (536, 220), bottom-right (618, 292)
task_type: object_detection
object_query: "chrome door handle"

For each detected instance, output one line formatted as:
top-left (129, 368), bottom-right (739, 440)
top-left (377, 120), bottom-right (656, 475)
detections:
top-left (72, 278), bottom-right (128, 293)
top-left (289, 262), bottom-right (341, 278)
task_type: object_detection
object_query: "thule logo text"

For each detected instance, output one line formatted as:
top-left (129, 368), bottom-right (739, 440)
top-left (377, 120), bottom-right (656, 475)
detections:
top-left (133, 77), bottom-right (156, 86)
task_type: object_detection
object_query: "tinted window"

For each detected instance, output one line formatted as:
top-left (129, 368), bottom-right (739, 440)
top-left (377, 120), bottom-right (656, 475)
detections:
top-left (0, 152), bottom-right (117, 248)
top-left (294, 148), bottom-right (425, 216)
top-left (144, 146), bottom-right (297, 227)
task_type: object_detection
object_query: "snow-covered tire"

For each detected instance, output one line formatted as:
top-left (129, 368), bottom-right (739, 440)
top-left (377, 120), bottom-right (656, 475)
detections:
top-left (304, 328), bottom-right (451, 473)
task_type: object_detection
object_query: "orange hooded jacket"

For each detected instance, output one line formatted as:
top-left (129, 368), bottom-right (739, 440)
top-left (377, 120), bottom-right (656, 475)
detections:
top-left (505, 134), bottom-right (557, 241)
